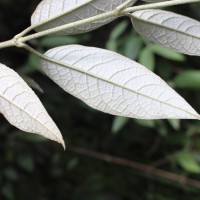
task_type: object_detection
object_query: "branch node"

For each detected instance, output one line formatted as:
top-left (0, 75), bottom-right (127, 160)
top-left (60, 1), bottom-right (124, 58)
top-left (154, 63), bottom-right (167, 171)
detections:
top-left (13, 35), bottom-right (25, 48)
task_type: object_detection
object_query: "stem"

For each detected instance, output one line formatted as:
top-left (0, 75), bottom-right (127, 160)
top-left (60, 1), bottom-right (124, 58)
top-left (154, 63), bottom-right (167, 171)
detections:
top-left (0, 0), bottom-right (199, 49)
top-left (22, 44), bottom-right (76, 74)
top-left (69, 145), bottom-right (200, 189)
top-left (122, 0), bottom-right (200, 14)
top-left (15, 26), bottom-right (35, 38)
top-left (116, 0), bottom-right (137, 13)
top-left (0, 39), bottom-right (16, 49)
top-left (22, 44), bottom-right (55, 63)
top-left (0, 10), bottom-right (117, 50)
top-left (21, 10), bottom-right (117, 43)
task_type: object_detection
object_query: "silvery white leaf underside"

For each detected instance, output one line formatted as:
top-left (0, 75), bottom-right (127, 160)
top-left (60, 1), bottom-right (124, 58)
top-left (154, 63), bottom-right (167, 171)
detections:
top-left (0, 63), bottom-right (65, 148)
top-left (131, 9), bottom-right (200, 56)
top-left (31, 0), bottom-right (136, 35)
top-left (42, 45), bottom-right (199, 119)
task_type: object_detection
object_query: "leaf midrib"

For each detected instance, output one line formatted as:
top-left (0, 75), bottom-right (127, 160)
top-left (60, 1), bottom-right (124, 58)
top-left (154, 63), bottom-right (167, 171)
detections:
top-left (43, 51), bottom-right (199, 119)
top-left (0, 88), bottom-right (62, 143)
top-left (131, 10), bottom-right (200, 41)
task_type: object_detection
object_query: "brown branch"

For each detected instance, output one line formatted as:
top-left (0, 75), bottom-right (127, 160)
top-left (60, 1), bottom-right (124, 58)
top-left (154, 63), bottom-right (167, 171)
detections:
top-left (68, 145), bottom-right (200, 189)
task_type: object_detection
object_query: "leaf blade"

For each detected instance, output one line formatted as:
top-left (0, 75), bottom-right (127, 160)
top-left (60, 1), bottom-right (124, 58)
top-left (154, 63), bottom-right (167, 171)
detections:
top-left (175, 151), bottom-right (200, 173)
top-left (0, 63), bottom-right (65, 148)
top-left (31, 0), bottom-right (136, 35)
top-left (149, 44), bottom-right (186, 62)
top-left (41, 45), bottom-right (199, 120)
top-left (112, 116), bottom-right (129, 134)
top-left (131, 9), bottom-right (200, 56)
top-left (174, 70), bottom-right (200, 89)
top-left (138, 47), bottom-right (155, 71)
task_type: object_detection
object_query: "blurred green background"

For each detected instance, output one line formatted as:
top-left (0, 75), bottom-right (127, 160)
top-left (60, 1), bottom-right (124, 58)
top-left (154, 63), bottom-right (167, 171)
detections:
top-left (1, 0), bottom-right (200, 199)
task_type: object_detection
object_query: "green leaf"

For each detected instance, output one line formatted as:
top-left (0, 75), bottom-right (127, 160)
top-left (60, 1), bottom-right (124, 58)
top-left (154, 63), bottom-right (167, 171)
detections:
top-left (2, 183), bottom-right (15, 200)
top-left (134, 119), bottom-right (155, 128)
top-left (106, 21), bottom-right (129, 51)
top-left (139, 47), bottom-right (155, 71)
top-left (110, 21), bottom-right (128, 41)
top-left (17, 154), bottom-right (35, 173)
top-left (175, 151), bottom-right (200, 173)
top-left (19, 52), bottom-right (43, 74)
top-left (124, 35), bottom-right (143, 60)
top-left (112, 116), bottom-right (129, 134)
top-left (4, 167), bottom-right (18, 181)
top-left (106, 40), bottom-right (118, 51)
top-left (21, 133), bottom-right (48, 143)
top-left (150, 44), bottom-right (186, 62)
top-left (28, 53), bottom-right (43, 72)
top-left (67, 158), bottom-right (79, 170)
top-left (174, 70), bottom-right (200, 89)
top-left (167, 119), bottom-right (180, 130)
top-left (40, 36), bottom-right (79, 48)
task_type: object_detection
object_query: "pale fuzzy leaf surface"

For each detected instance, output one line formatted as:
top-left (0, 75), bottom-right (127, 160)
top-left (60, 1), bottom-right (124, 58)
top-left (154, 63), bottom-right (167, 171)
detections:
top-left (31, 0), bottom-right (136, 35)
top-left (0, 63), bottom-right (65, 148)
top-left (131, 9), bottom-right (200, 56)
top-left (42, 45), bottom-right (199, 119)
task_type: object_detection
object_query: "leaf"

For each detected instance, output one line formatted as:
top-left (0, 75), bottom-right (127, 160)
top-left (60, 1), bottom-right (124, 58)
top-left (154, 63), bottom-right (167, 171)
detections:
top-left (131, 9), bottom-right (200, 56)
top-left (149, 44), bottom-right (186, 62)
top-left (106, 40), bottom-right (118, 51)
top-left (106, 20), bottom-right (129, 51)
top-left (168, 119), bottom-right (180, 130)
top-left (138, 47), bottom-right (155, 71)
top-left (0, 63), bottom-right (65, 148)
top-left (40, 36), bottom-right (79, 47)
top-left (175, 151), bottom-right (200, 173)
top-left (17, 154), bottom-right (35, 173)
top-left (174, 70), bottom-right (200, 89)
top-left (106, 21), bottom-right (128, 51)
top-left (109, 20), bottom-right (129, 41)
top-left (134, 119), bottom-right (155, 128)
top-left (21, 133), bottom-right (48, 143)
top-left (112, 116), bottom-right (129, 134)
top-left (124, 35), bottom-right (143, 60)
top-left (31, 0), bottom-right (137, 35)
top-left (2, 183), bottom-right (14, 200)
top-left (42, 45), bottom-right (199, 119)
top-left (18, 52), bottom-right (43, 75)
top-left (4, 167), bottom-right (18, 181)
top-left (27, 53), bottom-right (43, 73)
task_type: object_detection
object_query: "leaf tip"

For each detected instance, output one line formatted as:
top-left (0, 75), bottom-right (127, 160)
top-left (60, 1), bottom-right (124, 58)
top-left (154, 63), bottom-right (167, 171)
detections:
top-left (60, 139), bottom-right (66, 151)
top-left (197, 114), bottom-right (200, 121)
top-left (54, 132), bottom-right (66, 150)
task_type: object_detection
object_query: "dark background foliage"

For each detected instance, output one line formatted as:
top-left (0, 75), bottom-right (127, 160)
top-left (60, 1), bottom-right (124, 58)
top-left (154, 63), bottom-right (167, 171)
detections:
top-left (1, 1), bottom-right (200, 200)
